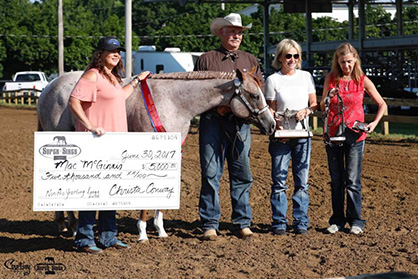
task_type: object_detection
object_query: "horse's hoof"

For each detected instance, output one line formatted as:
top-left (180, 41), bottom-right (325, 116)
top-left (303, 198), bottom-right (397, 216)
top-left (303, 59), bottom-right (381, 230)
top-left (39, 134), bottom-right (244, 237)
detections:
top-left (137, 220), bottom-right (149, 242)
top-left (154, 219), bottom-right (168, 238)
top-left (157, 231), bottom-right (168, 238)
top-left (137, 237), bottom-right (149, 243)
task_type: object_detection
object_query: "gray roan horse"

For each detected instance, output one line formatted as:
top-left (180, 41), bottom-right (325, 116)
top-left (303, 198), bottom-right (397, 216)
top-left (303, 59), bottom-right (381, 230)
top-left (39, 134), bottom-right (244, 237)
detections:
top-left (37, 69), bottom-right (276, 237)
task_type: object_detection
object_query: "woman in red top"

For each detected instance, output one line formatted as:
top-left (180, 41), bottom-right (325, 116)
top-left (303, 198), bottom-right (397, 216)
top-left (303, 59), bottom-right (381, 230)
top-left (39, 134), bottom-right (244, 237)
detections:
top-left (69, 36), bottom-right (149, 254)
top-left (320, 43), bottom-right (387, 235)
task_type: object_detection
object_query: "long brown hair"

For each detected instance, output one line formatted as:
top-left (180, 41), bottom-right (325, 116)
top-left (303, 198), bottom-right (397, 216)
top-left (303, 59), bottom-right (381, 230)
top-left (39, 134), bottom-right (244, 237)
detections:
top-left (330, 43), bottom-right (364, 84)
top-left (86, 50), bottom-right (125, 84)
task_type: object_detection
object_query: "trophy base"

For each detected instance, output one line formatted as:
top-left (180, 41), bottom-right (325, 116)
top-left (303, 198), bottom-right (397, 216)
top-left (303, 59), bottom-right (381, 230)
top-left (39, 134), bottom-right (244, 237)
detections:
top-left (274, 130), bottom-right (313, 138)
top-left (329, 136), bottom-right (346, 141)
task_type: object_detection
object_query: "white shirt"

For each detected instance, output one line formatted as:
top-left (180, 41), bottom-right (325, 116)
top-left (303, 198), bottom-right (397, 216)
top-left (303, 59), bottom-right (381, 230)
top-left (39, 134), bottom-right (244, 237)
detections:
top-left (265, 69), bottom-right (316, 130)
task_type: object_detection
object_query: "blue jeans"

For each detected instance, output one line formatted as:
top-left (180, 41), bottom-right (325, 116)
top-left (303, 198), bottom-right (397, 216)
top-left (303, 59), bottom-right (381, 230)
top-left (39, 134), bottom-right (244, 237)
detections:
top-left (75, 211), bottom-right (118, 248)
top-left (199, 112), bottom-right (253, 231)
top-left (326, 140), bottom-right (366, 229)
top-left (269, 138), bottom-right (311, 230)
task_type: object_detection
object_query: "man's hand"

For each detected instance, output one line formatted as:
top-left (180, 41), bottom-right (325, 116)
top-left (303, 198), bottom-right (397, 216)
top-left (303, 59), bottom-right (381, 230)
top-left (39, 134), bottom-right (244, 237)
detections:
top-left (216, 106), bottom-right (232, 116)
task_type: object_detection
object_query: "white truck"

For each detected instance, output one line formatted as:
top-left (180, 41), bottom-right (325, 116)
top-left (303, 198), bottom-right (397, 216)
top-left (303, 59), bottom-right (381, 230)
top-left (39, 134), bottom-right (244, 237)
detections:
top-left (2, 71), bottom-right (49, 97)
top-left (131, 46), bottom-right (202, 74)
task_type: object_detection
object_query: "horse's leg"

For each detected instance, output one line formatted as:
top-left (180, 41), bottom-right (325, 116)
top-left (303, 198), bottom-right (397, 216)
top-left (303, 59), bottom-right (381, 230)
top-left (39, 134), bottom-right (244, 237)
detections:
top-left (154, 210), bottom-right (168, 238)
top-left (137, 210), bottom-right (148, 242)
top-left (67, 211), bottom-right (78, 237)
top-left (54, 211), bottom-right (67, 234)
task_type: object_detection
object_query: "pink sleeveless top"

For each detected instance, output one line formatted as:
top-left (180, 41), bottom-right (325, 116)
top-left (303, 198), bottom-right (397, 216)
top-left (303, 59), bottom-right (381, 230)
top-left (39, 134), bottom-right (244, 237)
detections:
top-left (71, 69), bottom-right (128, 132)
top-left (326, 74), bottom-right (367, 142)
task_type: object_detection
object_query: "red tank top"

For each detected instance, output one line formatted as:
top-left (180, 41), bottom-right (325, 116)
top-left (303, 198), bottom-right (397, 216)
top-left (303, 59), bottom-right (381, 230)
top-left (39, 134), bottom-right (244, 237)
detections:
top-left (325, 74), bottom-right (367, 142)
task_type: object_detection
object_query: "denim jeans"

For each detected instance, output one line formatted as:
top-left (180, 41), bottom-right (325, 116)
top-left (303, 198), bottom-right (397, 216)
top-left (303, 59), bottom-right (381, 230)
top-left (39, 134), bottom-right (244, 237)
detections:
top-left (75, 210), bottom-right (118, 248)
top-left (199, 112), bottom-right (253, 231)
top-left (269, 138), bottom-right (311, 230)
top-left (326, 140), bottom-right (366, 229)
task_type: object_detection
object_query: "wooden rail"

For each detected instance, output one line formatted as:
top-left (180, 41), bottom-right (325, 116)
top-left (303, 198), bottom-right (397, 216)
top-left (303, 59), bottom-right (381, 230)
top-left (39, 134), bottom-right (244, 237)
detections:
top-left (1, 92), bottom-right (417, 135)
top-left (1, 90), bottom-right (40, 106)
top-left (312, 97), bottom-right (418, 135)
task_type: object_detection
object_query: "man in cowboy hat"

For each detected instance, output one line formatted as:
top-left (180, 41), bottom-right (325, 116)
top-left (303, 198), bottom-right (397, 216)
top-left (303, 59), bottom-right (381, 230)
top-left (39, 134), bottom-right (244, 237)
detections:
top-left (194, 13), bottom-right (264, 241)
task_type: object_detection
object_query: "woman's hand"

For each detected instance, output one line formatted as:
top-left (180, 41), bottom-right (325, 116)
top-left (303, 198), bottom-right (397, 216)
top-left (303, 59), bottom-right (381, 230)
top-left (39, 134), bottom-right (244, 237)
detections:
top-left (89, 126), bottom-right (106, 136)
top-left (136, 71), bottom-right (150, 82)
top-left (296, 107), bottom-right (312, 121)
top-left (328, 87), bottom-right (339, 98)
top-left (366, 121), bottom-right (378, 134)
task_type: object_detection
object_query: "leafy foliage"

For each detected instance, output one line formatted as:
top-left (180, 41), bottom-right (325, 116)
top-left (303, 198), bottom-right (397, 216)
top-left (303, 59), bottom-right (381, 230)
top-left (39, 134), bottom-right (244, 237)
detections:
top-left (0, 1), bottom-right (416, 80)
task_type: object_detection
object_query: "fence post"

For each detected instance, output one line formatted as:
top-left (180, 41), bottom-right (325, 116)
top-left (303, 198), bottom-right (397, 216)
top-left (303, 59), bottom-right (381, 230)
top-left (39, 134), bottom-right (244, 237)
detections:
top-left (382, 107), bottom-right (389, 135)
top-left (312, 116), bottom-right (318, 130)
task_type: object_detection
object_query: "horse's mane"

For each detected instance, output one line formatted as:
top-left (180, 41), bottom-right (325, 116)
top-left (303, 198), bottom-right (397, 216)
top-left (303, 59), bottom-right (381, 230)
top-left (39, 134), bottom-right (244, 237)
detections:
top-left (150, 71), bottom-right (236, 80)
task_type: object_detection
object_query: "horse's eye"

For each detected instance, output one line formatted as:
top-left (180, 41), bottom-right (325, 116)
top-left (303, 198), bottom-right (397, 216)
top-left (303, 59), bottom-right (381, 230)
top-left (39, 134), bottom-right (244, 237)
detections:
top-left (251, 94), bottom-right (260, 101)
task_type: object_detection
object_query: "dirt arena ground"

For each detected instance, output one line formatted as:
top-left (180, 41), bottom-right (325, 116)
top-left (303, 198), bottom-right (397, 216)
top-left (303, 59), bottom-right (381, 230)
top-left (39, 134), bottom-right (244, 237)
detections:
top-left (0, 107), bottom-right (417, 279)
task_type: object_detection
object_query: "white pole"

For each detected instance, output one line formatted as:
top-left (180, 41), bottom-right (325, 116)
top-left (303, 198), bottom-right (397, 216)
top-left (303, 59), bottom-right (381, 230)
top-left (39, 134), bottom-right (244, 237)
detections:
top-left (58, 0), bottom-right (64, 76)
top-left (125, 0), bottom-right (132, 78)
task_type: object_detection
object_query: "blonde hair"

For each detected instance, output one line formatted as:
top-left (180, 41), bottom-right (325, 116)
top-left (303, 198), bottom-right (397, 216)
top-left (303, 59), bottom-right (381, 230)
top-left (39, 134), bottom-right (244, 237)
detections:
top-left (330, 43), bottom-right (364, 83)
top-left (271, 39), bottom-right (302, 70)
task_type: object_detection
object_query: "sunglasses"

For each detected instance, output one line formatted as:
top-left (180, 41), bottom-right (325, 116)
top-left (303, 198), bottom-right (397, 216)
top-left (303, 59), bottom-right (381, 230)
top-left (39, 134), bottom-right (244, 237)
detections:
top-left (285, 53), bottom-right (300, 59)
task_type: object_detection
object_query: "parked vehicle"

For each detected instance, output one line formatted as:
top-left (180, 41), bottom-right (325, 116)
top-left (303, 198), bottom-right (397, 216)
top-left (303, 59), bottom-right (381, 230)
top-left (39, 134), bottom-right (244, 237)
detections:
top-left (2, 71), bottom-right (49, 97)
top-left (132, 46), bottom-right (202, 74)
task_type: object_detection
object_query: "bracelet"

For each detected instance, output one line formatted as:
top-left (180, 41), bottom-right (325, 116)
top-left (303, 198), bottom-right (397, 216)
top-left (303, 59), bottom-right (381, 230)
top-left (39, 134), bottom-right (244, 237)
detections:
top-left (307, 107), bottom-right (314, 115)
top-left (130, 76), bottom-right (141, 88)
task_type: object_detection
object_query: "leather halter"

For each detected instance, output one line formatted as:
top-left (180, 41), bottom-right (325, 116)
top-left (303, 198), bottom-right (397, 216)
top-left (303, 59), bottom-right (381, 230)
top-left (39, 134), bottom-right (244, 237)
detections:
top-left (232, 78), bottom-right (269, 120)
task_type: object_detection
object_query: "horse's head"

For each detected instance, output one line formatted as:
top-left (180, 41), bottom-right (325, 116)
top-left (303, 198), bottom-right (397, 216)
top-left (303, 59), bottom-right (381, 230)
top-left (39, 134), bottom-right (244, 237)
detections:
top-left (229, 68), bottom-right (276, 135)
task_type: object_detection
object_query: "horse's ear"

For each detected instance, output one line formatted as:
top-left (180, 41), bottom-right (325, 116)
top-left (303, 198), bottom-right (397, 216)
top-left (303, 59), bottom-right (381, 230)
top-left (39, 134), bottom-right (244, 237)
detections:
top-left (236, 69), bottom-right (244, 82)
top-left (247, 67), bottom-right (261, 87)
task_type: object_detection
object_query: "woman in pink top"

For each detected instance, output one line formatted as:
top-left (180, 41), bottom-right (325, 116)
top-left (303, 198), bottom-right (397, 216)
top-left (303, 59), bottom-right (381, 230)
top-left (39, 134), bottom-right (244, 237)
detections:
top-left (320, 43), bottom-right (387, 235)
top-left (69, 36), bottom-right (149, 254)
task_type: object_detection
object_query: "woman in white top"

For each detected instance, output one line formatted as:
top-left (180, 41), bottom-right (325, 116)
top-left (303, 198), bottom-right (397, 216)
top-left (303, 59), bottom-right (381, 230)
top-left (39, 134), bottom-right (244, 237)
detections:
top-left (265, 39), bottom-right (318, 235)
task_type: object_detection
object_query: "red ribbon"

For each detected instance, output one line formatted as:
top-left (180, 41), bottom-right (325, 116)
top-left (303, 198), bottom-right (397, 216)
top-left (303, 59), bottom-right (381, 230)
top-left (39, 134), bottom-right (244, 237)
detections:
top-left (140, 74), bottom-right (166, 133)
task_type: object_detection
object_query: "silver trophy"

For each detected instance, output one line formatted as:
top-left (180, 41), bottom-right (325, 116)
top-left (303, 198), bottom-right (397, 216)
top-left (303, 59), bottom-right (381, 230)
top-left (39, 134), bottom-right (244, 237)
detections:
top-left (323, 88), bottom-right (346, 143)
top-left (274, 108), bottom-right (313, 138)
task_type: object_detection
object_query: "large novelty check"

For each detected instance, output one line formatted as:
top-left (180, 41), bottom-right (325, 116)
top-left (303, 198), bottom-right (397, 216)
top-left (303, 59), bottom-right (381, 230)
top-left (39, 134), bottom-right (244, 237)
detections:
top-left (33, 132), bottom-right (181, 211)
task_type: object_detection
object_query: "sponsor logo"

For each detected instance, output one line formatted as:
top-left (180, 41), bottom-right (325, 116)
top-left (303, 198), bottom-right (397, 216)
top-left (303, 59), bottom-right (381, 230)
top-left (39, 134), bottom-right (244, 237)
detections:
top-left (34, 257), bottom-right (66, 275)
top-left (4, 259), bottom-right (31, 276)
top-left (4, 257), bottom-right (66, 276)
top-left (39, 136), bottom-right (81, 160)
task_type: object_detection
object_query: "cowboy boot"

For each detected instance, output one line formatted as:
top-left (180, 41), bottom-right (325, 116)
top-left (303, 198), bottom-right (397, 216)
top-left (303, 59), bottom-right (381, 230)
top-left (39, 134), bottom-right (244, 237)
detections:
top-left (154, 210), bottom-right (168, 238)
top-left (68, 219), bottom-right (78, 237)
top-left (67, 211), bottom-right (78, 237)
top-left (137, 220), bottom-right (149, 242)
top-left (54, 212), bottom-right (68, 234)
